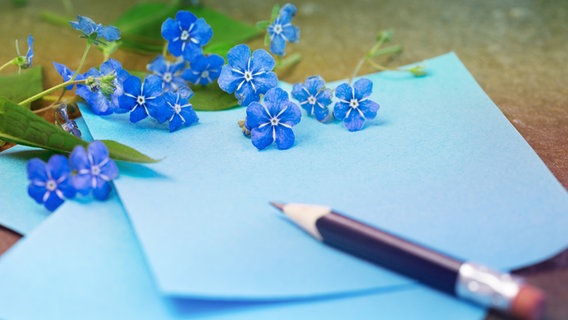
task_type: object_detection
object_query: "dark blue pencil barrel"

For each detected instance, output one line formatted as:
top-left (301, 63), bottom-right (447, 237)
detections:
top-left (316, 212), bottom-right (463, 295)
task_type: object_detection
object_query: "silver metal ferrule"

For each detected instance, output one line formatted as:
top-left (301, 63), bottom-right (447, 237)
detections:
top-left (456, 262), bottom-right (523, 311)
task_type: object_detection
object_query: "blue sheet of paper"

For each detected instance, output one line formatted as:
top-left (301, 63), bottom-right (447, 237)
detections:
top-left (81, 52), bottom-right (568, 298)
top-left (0, 145), bottom-right (51, 235)
top-left (0, 197), bottom-right (483, 319)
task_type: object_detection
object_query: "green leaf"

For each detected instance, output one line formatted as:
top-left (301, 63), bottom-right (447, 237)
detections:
top-left (190, 84), bottom-right (239, 111)
top-left (270, 4), bottom-right (281, 21)
top-left (113, 2), bottom-right (261, 55)
top-left (0, 66), bottom-right (43, 108)
top-left (0, 97), bottom-right (159, 163)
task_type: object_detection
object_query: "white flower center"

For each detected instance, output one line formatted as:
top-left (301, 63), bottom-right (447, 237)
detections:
top-left (180, 30), bottom-right (190, 41)
top-left (349, 99), bottom-right (359, 108)
top-left (46, 179), bottom-right (57, 191)
top-left (273, 24), bottom-right (283, 35)
top-left (244, 71), bottom-right (253, 82)
top-left (201, 70), bottom-right (209, 78)
top-left (270, 117), bottom-right (279, 126)
top-left (137, 96), bottom-right (146, 105)
top-left (174, 103), bottom-right (182, 113)
top-left (163, 72), bottom-right (172, 83)
top-left (308, 96), bottom-right (317, 105)
top-left (91, 165), bottom-right (101, 176)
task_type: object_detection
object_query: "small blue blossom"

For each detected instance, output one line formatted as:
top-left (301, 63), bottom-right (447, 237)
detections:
top-left (291, 75), bottom-right (332, 121)
top-left (70, 141), bottom-right (119, 200)
top-left (15, 34), bottom-right (34, 70)
top-left (333, 78), bottom-right (380, 131)
top-left (181, 54), bottom-right (224, 86)
top-left (246, 87), bottom-right (301, 150)
top-left (76, 59), bottom-right (130, 115)
top-left (267, 3), bottom-right (300, 56)
top-left (161, 11), bottom-right (213, 61)
top-left (147, 55), bottom-right (189, 92)
top-left (70, 16), bottom-right (120, 42)
top-left (55, 103), bottom-right (82, 137)
top-left (118, 75), bottom-right (167, 123)
top-left (218, 44), bottom-right (278, 106)
top-left (162, 91), bottom-right (199, 132)
top-left (27, 155), bottom-right (76, 212)
top-left (53, 62), bottom-right (83, 89)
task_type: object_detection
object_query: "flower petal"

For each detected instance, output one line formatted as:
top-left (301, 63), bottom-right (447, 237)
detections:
top-left (313, 104), bottom-right (330, 121)
top-left (217, 65), bottom-right (242, 94)
top-left (226, 44), bottom-right (251, 70)
top-left (169, 114), bottom-right (184, 132)
top-left (274, 125), bottom-right (295, 150)
top-left (251, 125), bottom-right (274, 150)
top-left (251, 71), bottom-right (278, 96)
top-left (358, 99), bottom-right (380, 119)
top-left (179, 107), bottom-right (198, 126)
top-left (85, 92), bottom-right (114, 115)
top-left (161, 17), bottom-right (179, 41)
top-left (333, 102), bottom-right (350, 120)
top-left (147, 95), bottom-right (169, 123)
top-left (344, 108), bottom-right (366, 131)
top-left (87, 141), bottom-right (110, 166)
top-left (246, 102), bottom-right (270, 128)
top-left (118, 94), bottom-right (137, 112)
top-left (278, 101), bottom-right (302, 126)
top-left (264, 87), bottom-right (289, 115)
top-left (291, 83), bottom-right (309, 103)
top-left (47, 155), bottom-right (72, 181)
top-left (353, 78), bottom-right (373, 100)
top-left (167, 39), bottom-right (184, 57)
top-left (73, 173), bottom-right (92, 196)
top-left (44, 192), bottom-right (65, 212)
top-left (176, 11), bottom-right (197, 30)
top-left (334, 83), bottom-right (353, 101)
top-left (147, 55), bottom-right (168, 74)
top-left (282, 25), bottom-right (300, 43)
top-left (92, 178), bottom-right (112, 200)
top-left (70, 145), bottom-right (89, 171)
top-left (191, 18), bottom-right (213, 46)
top-left (143, 76), bottom-right (164, 98)
top-left (251, 49), bottom-right (276, 73)
top-left (27, 184), bottom-right (47, 204)
top-left (236, 83), bottom-right (260, 106)
top-left (122, 76), bottom-right (141, 97)
top-left (270, 35), bottom-right (286, 56)
top-left (27, 158), bottom-right (47, 181)
top-left (130, 105), bottom-right (148, 123)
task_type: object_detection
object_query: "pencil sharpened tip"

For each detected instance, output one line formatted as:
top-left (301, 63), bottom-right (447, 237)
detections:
top-left (270, 201), bottom-right (286, 212)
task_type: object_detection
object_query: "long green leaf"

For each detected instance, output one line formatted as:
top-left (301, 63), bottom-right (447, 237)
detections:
top-left (190, 85), bottom-right (239, 111)
top-left (0, 97), bottom-right (159, 163)
top-left (0, 66), bottom-right (43, 108)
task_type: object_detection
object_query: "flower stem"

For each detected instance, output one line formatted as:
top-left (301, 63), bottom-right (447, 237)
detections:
top-left (71, 42), bottom-right (92, 82)
top-left (18, 79), bottom-right (85, 106)
top-left (0, 58), bottom-right (17, 72)
top-left (274, 53), bottom-right (301, 71)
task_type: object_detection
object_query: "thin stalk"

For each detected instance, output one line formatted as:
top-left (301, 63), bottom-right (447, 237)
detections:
top-left (274, 53), bottom-right (301, 71)
top-left (0, 58), bottom-right (16, 72)
top-left (71, 42), bottom-right (92, 82)
top-left (18, 79), bottom-right (85, 106)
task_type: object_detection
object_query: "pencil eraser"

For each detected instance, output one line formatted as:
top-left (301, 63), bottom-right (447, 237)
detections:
top-left (510, 284), bottom-right (546, 320)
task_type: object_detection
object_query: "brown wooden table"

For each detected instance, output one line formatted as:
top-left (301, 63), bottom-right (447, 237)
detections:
top-left (1, 0), bottom-right (566, 318)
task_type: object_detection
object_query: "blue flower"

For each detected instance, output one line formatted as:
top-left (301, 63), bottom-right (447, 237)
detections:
top-left (147, 55), bottom-right (189, 92)
top-left (181, 54), bottom-right (224, 86)
top-left (16, 34), bottom-right (34, 69)
top-left (291, 75), bottom-right (332, 121)
top-left (161, 11), bottom-right (213, 61)
top-left (333, 78), bottom-right (380, 131)
top-left (246, 87), bottom-right (301, 150)
top-left (218, 44), bottom-right (278, 106)
top-left (70, 16), bottom-right (120, 42)
top-left (27, 155), bottom-right (76, 212)
top-left (118, 75), bottom-right (167, 123)
top-left (70, 141), bottom-right (119, 200)
top-left (267, 3), bottom-right (300, 56)
top-left (53, 62), bottom-right (83, 90)
top-left (76, 59), bottom-right (130, 115)
top-left (55, 103), bottom-right (82, 137)
top-left (162, 91), bottom-right (199, 132)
